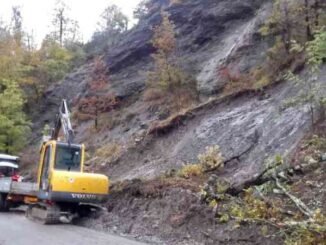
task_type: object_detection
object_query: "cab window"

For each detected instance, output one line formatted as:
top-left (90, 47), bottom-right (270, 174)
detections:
top-left (55, 145), bottom-right (81, 171)
top-left (42, 146), bottom-right (51, 179)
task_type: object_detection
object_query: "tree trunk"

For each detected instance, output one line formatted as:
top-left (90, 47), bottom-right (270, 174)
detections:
top-left (59, 9), bottom-right (64, 47)
top-left (305, 0), bottom-right (313, 41)
top-left (282, 1), bottom-right (291, 54)
top-left (95, 98), bottom-right (99, 130)
top-left (314, 0), bottom-right (320, 27)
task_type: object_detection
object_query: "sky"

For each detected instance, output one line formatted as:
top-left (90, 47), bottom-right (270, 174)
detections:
top-left (0, 0), bottom-right (141, 44)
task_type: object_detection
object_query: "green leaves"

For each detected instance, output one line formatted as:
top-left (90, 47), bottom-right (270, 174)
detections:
top-left (98, 4), bottom-right (129, 34)
top-left (307, 29), bottom-right (326, 67)
top-left (0, 79), bottom-right (30, 154)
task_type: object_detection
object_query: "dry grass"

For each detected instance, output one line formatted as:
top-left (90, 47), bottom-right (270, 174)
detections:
top-left (111, 176), bottom-right (204, 197)
top-left (177, 145), bottom-right (224, 179)
top-left (198, 145), bottom-right (224, 171)
top-left (147, 88), bottom-right (260, 136)
top-left (143, 88), bottom-right (165, 102)
top-left (178, 164), bottom-right (204, 178)
top-left (73, 111), bottom-right (95, 122)
top-left (144, 86), bottom-right (197, 118)
top-left (98, 114), bottom-right (122, 131)
top-left (95, 142), bottom-right (122, 165)
top-left (147, 107), bottom-right (193, 135)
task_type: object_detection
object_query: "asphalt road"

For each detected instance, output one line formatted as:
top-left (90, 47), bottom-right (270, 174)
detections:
top-left (0, 211), bottom-right (145, 245)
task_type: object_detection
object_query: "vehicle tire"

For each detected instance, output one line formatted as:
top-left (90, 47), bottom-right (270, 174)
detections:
top-left (0, 193), bottom-right (9, 212)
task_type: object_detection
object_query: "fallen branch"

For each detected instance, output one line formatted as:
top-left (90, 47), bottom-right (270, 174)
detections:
top-left (228, 157), bottom-right (322, 195)
top-left (234, 217), bottom-right (326, 234)
top-left (281, 220), bottom-right (326, 233)
top-left (273, 175), bottom-right (314, 219)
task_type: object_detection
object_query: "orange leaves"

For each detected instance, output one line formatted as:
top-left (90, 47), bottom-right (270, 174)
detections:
top-left (76, 57), bottom-right (118, 120)
top-left (90, 57), bottom-right (109, 90)
top-left (152, 11), bottom-right (176, 55)
top-left (78, 94), bottom-right (118, 116)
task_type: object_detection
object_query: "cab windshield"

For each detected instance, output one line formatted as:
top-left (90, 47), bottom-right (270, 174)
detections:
top-left (55, 145), bottom-right (81, 171)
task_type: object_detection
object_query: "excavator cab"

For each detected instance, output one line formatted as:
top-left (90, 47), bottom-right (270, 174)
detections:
top-left (37, 140), bottom-right (108, 204)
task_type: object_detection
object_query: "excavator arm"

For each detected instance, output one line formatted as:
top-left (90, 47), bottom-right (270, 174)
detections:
top-left (51, 99), bottom-right (74, 144)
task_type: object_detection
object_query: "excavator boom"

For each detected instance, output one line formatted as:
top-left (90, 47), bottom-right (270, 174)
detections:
top-left (51, 99), bottom-right (74, 144)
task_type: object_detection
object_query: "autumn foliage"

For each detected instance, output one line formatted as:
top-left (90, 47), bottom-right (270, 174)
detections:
top-left (145, 11), bottom-right (197, 116)
top-left (77, 57), bottom-right (118, 129)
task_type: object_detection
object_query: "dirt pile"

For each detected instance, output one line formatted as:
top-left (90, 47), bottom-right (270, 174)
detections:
top-left (77, 177), bottom-right (282, 245)
top-left (78, 130), bottom-right (326, 244)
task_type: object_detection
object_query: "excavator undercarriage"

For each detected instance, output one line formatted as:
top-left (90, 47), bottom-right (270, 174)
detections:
top-left (26, 202), bottom-right (104, 224)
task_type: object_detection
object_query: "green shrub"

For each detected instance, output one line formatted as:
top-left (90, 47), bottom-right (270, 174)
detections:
top-left (253, 75), bottom-right (270, 90)
top-left (306, 135), bottom-right (326, 149)
top-left (198, 145), bottom-right (224, 171)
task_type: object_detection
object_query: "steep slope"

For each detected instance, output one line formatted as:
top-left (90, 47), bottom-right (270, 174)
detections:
top-left (109, 76), bottom-right (315, 187)
top-left (24, 0), bottom-right (326, 244)
top-left (29, 0), bottom-right (322, 187)
top-left (106, 0), bottom-right (272, 96)
top-left (34, 0), bottom-right (274, 166)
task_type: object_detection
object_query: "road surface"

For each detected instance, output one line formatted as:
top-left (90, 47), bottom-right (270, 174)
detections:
top-left (0, 211), bottom-right (146, 245)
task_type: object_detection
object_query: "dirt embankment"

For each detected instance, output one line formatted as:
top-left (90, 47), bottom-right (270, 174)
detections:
top-left (78, 130), bottom-right (326, 244)
top-left (77, 177), bottom-right (282, 245)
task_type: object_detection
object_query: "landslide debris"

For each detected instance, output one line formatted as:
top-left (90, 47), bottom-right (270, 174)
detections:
top-left (78, 130), bottom-right (326, 245)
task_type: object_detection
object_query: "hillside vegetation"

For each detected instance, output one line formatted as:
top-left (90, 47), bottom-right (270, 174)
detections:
top-left (0, 0), bottom-right (326, 244)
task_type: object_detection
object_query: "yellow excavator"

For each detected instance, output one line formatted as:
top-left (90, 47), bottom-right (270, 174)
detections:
top-left (0, 99), bottom-right (109, 224)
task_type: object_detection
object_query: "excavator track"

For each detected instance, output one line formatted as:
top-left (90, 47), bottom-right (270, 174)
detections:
top-left (26, 203), bottom-right (61, 224)
top-left (26, 203), bottom-right (105, 224)
top-left (77, 203), bottom-right (106, 218)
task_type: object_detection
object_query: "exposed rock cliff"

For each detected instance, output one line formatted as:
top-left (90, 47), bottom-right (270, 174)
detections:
top-left (32, 0), bottom-right (323, 188)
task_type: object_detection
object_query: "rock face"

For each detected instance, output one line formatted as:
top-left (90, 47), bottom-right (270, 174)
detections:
top-left (32, 0), bottom-right (275, 140)
top-left (108, 76), bottom-right (319, 187)
top-left (31, 0), bottom-right (324, 191)
top-left (106, 0), bottom-right (272, 96)
top-left (28, 64), bottom-right (93, 143)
